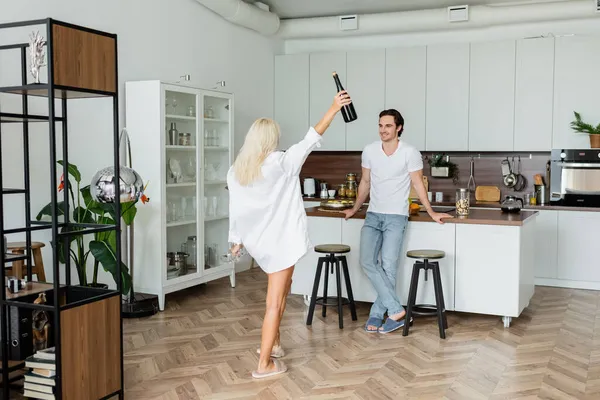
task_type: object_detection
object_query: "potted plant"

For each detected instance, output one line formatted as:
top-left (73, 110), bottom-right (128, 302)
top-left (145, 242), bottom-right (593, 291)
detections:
top-left (428, 153), bottom-right (459, 184)
top-left (570, 111), bottom-right (600, 148)
top-left (36, 161), bottom-right (141, 294)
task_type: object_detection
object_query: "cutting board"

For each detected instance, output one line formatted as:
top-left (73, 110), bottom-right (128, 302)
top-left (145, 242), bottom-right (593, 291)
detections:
top-left (475, 185), bottom-right (501, 202)
top-left (409, 176), bottom-right (428, 199)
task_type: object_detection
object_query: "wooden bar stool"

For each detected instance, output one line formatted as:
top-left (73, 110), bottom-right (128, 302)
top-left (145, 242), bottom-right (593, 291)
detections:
top-left (306, 244), bottom-right (357, 329)
top-left (6, 241), bottom-right (47, 281)
top-left (403, 249), bottom-right (448, 339)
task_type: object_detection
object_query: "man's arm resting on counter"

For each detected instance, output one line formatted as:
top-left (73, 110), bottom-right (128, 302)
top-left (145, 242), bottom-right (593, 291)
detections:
top-left (352, 167), bottom-right (371, 212)
top-left (409, 169), bottom-right (433, 213)
top-left (410, 169), bottom-right (452, 224)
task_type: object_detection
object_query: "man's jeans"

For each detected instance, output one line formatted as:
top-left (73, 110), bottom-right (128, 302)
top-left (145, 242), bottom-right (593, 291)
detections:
top-left (360, 211), bottom-right (408, 319)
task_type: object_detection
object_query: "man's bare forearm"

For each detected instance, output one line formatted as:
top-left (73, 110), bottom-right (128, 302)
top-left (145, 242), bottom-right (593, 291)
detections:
top-left (352, 179), bottom-right (370, 212)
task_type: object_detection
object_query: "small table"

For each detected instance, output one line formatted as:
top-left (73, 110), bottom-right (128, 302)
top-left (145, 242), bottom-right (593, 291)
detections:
top-left (6, 241), bottom-right (47, 281)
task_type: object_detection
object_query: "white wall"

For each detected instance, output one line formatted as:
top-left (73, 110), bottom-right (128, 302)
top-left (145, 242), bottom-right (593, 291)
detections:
top-left (0, 0), bottom-right (277, 286)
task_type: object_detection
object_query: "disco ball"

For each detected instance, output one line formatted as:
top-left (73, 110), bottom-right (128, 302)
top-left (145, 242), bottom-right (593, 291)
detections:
top-left (90, 166), bottom-right (144, 203)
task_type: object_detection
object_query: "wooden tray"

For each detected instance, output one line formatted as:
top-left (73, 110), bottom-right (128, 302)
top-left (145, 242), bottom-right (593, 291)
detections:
top-left (475, 186), bottom-right (501, 202)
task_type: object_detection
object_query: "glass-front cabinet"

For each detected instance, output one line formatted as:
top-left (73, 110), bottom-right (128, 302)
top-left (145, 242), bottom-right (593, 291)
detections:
top-left (125, 80), bottom-right (235, 311)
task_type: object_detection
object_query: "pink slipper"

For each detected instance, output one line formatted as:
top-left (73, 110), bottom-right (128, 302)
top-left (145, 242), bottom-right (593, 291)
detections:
top-left (256, 345), bottom-right (285, 358)
top-left (252, 359), bottom-right (287, 379)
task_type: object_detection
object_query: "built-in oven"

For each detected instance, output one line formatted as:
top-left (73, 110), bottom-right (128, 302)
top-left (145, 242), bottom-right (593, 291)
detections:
top-left (550, 148), bottom-right (600, 207)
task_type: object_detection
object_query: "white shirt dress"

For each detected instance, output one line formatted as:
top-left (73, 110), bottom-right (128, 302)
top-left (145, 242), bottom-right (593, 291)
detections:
top-left (227, 127), bottom-right (322, 274)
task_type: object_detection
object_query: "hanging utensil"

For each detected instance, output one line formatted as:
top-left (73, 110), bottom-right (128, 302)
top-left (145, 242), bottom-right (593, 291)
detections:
top-left (501, 157), bottom-right (516, 188)
top-left (467, 156), bottom-right (476, 192)
top-left (513, 156), bottom-right (527, 192)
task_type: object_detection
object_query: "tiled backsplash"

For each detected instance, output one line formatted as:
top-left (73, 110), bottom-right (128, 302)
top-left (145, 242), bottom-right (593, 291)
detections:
top-left (300, 151), bottom-right (551, 202)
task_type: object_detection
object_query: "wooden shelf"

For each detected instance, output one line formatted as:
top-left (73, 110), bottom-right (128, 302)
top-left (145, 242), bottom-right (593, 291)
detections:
top-left (0, 112), bottom-right (65, 123)
top-left (0, 84), bottom-right (114, 99)
top-left (4, 282), bottom-right (54, 301)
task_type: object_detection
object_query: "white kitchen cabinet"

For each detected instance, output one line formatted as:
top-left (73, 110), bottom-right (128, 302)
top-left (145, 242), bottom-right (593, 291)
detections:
top-left (345, 49), bottom-right (385, 151)
top-left (468, 40), bottom-right (516, 151)
top-left (514, 37), bottom-right (554, 151)
top-left (385, 46), bottom-right (427, 151)
top-left (553, 36), bottom-right (600, 149)
top-left (398, 221), bottom-right (456, 311)
top-left (125, 80), bottom-right (235, 311)
top-left (426, 43), bottom-right (470, 151)
top-left (454, 221), bottom-right (535, 320)
top-left (557, 211), bottom-right (600, 283)
top-left (309, 52), bottom-right (347, 150)
top-left (533, 210), bottom-right (558, 279)
top-left (274, 54), bottom-right (309, 151)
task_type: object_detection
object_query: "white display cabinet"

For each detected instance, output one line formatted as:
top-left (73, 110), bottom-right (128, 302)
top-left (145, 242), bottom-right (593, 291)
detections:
top-left (125, 80), bottom-right (235, 311)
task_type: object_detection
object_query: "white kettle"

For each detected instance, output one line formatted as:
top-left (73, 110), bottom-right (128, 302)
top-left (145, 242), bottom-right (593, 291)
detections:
top-left (303, 177), bottom-right (316, 197)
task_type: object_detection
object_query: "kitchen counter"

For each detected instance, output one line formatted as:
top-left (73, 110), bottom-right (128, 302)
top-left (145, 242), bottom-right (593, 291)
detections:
top-left (293, 204), bottom-right (538, 328)
top-left (304, 205), bottom-right (537, 226)
top-left (302, 196), bottom-right (600, 212)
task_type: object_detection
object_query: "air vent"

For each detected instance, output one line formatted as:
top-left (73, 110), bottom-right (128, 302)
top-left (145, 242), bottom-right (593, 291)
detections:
top-left (339, 15), bottom-right (358, 31)
top-left (448, 5), bottom-right (469, 22)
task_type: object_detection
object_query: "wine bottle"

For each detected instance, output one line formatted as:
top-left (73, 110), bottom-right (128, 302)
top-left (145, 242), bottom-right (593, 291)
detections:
top-left (332, 71), bottom-right (357, 123)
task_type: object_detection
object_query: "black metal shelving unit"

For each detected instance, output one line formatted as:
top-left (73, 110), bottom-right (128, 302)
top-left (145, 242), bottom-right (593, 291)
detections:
top-left (0, 18), bottom-right (124, 399)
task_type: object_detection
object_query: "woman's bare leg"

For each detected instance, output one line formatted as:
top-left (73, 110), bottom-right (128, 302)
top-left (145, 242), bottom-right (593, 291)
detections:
top-left (274, 278), bottom-right (292, 347)
top-left (257, 267), bottom-right (294, 373)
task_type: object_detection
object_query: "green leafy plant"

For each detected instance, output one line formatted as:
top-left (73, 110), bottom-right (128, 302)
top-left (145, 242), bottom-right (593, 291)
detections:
top-left (570, 111), bottom-right (600, 135)
top-left (36, 161), bottom-right (140, 294)
top-left (428, 153), bottom-right (460, 184)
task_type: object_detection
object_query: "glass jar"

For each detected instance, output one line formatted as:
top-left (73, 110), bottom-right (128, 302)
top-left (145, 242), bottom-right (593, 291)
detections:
top-left (346, 181), bottom-right (357, 198)
top-left (338, 184), bottom-right (346, 198)
top-left (455, 188), bottom-right (470, 216)
top-left (186, 236), bottom-right (197, 269)
top-left (179, 132), bottom-right (191, 146)
top-left (346, 173), bottom-right (356, 182)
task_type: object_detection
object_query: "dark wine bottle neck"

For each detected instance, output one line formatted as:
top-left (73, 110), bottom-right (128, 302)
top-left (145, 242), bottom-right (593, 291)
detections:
top-left (333, 74), bottom-right (345, 91)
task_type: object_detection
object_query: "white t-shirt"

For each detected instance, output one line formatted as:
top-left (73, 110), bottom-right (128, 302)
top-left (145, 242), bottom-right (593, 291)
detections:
top-left (361, 139), bottom-right (424, 216)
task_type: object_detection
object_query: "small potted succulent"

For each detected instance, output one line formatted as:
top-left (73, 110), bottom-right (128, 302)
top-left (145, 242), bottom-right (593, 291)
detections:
top-left (570, 111), bottom-right (600, 148)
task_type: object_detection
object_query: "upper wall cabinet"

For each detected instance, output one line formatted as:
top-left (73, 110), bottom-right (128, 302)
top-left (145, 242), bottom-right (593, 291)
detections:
top-left (274, 54), bottom-right (309, 150)
top-left (385, 46), bottom-right (427, 151)
top-left (514, 37), bottom-right (555, 151)
top-left (345, 49), bottom-right (385, 151)
top-left (553, 36), bottom-right (600, 149)
top-left (310, 52), bottom-right (347, 150)
top-left (426, 43), bottom-right (470, 151)
top-left (469, 40), bottom-right (516, 151)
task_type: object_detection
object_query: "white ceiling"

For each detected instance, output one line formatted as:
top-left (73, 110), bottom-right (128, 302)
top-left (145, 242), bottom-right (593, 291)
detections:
top-left (251, 0), bottom-right (574, 19)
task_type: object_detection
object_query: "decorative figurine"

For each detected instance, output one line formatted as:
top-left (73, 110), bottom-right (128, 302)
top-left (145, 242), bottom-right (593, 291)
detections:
top-left (32, 293), bottom-right (50, 351)
top-left (29, 31), bottom-right (46, 84)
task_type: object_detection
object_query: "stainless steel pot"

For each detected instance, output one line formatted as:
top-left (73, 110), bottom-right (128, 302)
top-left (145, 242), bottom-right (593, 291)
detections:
top-left (173, 252), bottom-right (189, 275)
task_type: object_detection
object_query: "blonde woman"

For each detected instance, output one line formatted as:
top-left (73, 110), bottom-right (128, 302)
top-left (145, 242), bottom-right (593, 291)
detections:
top-left (227, 91), bottom-right (352, 379)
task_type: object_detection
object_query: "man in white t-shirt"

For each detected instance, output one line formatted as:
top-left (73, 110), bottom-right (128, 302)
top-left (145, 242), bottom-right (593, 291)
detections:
top-left (343, 109), bottom-right (451, 334)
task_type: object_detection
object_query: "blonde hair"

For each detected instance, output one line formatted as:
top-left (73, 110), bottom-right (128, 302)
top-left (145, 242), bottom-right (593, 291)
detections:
top-left (233, 118), bottom-right (280, 186)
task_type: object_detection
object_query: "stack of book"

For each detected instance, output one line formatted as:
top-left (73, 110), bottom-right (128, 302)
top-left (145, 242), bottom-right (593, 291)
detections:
top-left (22, 347), bottom-right (55, 400)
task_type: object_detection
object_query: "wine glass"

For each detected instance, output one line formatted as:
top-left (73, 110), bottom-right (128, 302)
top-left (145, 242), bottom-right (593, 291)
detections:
top-left (172, 98), bottom-right (178, 115)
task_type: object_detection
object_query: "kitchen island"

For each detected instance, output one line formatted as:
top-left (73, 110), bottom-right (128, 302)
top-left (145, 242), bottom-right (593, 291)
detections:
top-left (292, 205), bottom-right (538, 328)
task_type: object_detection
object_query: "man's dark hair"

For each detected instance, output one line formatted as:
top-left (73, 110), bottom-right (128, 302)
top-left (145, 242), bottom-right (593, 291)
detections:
top-left (379, 109), bottom-right (404, 137)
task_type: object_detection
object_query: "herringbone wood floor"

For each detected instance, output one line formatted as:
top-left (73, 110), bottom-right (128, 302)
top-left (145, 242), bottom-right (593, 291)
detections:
top-left (123, 268), bottom-right (600, 400)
